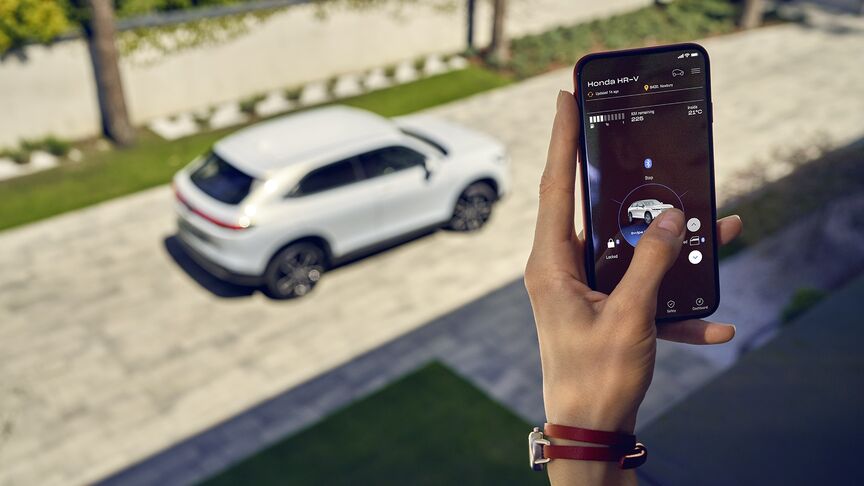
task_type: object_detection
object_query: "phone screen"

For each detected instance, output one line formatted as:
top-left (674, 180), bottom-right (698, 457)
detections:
top-left (576, 44), bottom-right (718, 319)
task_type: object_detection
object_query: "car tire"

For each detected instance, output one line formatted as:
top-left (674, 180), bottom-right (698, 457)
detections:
top-left (644, 211), bottom-right (653, 224)
top-left (447, 182), bottom-right (496, 232)
top-left (264, 242), bottom-right (326, 299)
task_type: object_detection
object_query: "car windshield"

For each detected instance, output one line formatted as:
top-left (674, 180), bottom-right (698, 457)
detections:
top-left (190, 152), bottom-right (257, 205)
top-left (646, 199), bottom-right (661, 205)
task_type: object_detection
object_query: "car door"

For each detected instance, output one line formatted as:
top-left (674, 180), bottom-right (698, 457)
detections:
top-left (284, 157), bottom-right (379, 256)
top-left (358, 146), bottom-right (440, 239)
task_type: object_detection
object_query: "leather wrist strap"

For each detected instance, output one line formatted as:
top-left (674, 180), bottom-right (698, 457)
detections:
top-left (529, 423), bottom-right (648, 470)
top-left (544, 442), bottom-right (647, 467)
top-left (543, 422), bottom-right (636, 448)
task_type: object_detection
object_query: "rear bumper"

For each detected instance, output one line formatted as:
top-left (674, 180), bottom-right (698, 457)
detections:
top-left (177, 231), bottom-right (263, 287)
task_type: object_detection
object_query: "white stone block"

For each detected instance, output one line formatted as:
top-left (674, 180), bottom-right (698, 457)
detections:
top-left (394, 61), bottom-right (418, 84)
top-left (0, 158), bottom-right (22, 181)
top-left (209, 102), bottom-right (249, 130)
top-left (68, 148), bottom-right (83, 162)
top-left (29, 151), bottom-right (59, 171)
top-left (148, 113), bottom-right (199, 140)
top-left (332, 74), bottom-right (364, 98)
top-left (424, 55), bottom-right (448, 76)
top-left (255, 91), bottom-right (294, 117)
top-left (364, 68), bottom-right (391, 91)
top-left (299, 81), bottom-right (330, 106)
top-left (448, 55), bottom-right (469, 70)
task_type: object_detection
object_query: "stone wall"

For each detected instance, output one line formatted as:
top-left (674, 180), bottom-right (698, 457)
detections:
top-left (0, 0), bottom-right (651, 147)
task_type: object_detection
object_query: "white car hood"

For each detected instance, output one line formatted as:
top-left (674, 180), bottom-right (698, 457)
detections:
top-left (394, 114), bottom-right (504, 156)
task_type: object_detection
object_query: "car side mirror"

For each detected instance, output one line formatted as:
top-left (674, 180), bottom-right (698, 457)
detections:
top-left (423, 158), bottom-right (440, 181)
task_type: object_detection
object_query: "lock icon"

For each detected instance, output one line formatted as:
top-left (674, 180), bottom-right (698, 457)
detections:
top-left (607, 238), bottom-right (616, 249)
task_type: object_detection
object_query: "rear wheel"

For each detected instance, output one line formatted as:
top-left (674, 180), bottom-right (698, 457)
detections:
top-left (447, 182), bottom-right (496, 232)
top-left (264, 242), bottom-right (326, 299)
top-left (644, 211), bottom-right (653, 224)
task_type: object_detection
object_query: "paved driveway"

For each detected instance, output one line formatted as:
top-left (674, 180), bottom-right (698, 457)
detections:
top-left (1, 18), bottom-right (863, 486)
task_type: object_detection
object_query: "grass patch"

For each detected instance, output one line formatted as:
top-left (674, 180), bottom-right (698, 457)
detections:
top-left (198, 362), bottom-right (546, 486)
top-left (718, 139), bottom-right (864, 259)
top-left (781, 288), bottom-right (828, 325)
top-left (508, 0), bottom-right (743, 78)
top-left (0, 66), bottom-right (510, 232)
top-left (342, 67), bottom-right (511, 117)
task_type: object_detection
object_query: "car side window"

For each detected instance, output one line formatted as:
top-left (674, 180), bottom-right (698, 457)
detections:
top-left (293, 158), bottom-right (361, 196)
top-left (359, 146), bottom-right (425, 179)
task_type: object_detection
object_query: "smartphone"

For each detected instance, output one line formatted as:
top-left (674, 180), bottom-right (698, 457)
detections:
top-left (573, 43), bottom-right (719, 321)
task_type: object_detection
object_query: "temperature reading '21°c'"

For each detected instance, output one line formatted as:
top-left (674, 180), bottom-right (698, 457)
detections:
top-left (687, 104), bottom-right (703, 116)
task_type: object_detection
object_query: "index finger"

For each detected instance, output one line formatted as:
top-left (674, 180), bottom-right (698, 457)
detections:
top-left (532, 90), bottom-right (581, 257)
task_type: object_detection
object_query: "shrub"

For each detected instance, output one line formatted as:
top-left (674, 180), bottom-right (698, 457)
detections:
top-left (325, 76), bottom-right (339, 95)
top-left (239, 94), bottom-right (266, 116)
top-left (193, 107), bottom-right (213, 128)
top-left (39, 136), bottom-right (71, 157)
top-left (21, 136), bottom-right (71, 156)
top-left (413, 57), bottom-right (426, 72)
top-left (284, 87), bottom-right (303, 102)
top-left (1, 148), bottom-right (30, 165)
top-left (506, 0), bottom-right (742, 79)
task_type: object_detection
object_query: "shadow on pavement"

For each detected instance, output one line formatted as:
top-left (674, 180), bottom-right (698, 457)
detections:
top-left (637, 272), bottom-right (864, 486)
top-left (163, 227), bottom-right (440, 300)
top-left (163, 236), bottom-right (256, 298)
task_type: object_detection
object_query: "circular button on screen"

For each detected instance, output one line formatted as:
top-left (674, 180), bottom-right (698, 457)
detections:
top-left (688, 250), bottom-right (703, 264)
top-left (687, 217), bottom-right (701, 232)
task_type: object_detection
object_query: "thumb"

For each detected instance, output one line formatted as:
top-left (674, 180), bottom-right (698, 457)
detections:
top-left (610, 208), bottom-right (686, 309)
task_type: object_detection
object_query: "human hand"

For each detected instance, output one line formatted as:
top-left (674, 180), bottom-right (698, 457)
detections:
top-left (525, 90), bottom-right (742, 439)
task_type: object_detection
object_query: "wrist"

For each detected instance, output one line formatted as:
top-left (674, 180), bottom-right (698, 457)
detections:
top-left (545, 392), bottom-right (638, 434)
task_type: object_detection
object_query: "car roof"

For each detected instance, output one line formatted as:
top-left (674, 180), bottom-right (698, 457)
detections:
top-left (213, 106), bottom-right (401, 177)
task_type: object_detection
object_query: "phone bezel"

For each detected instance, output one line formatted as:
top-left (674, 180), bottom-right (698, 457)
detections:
top-left (573, 42), bottom-right (720, 322)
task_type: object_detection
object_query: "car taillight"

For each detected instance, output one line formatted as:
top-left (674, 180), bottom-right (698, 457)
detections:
top-left (174, 185), bottom-right (251, 231)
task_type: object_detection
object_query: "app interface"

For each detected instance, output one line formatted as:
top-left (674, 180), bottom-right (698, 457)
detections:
top-left (580, 47), bottom-right (716, 318)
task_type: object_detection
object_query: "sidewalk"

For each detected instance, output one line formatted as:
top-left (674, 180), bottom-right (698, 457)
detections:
top-left (1, 15), bottom-right (863, 486)
top-left (637, 272), bottom-right (864, 486)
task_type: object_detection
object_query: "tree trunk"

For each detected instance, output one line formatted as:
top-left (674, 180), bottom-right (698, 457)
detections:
top-left (740, 0), bottom-right (765, 30)
top-left (466, 0), bottom-right (476, 52)
top-left (81, 0), bottom-right (135, 146)
top-left (488, 0), bottom-right (509, 63)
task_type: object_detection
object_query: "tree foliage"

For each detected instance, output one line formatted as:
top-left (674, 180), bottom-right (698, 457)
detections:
top-left (0, 0), bottom-right (72, 52)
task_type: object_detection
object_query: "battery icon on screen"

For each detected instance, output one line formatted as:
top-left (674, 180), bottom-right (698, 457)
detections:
top-left (691, 52), bottom-right (699, 57)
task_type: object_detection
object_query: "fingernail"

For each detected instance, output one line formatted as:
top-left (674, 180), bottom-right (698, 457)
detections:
top-left (556, 90), bottom-right (568, 110)
top-left (657, 209), bottom-right (684, 235)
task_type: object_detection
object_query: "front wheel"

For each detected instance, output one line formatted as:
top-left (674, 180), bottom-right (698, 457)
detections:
top-left (447, 182), bottom-right (496, 232)
top-left (264, 242), bottom-right (326, 299)
top-left (644, 211), bottom-right (653, 225)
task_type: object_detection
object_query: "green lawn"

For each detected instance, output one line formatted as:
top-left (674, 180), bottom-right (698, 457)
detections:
top-left (0, 66), bottom-right (510, 232)
top-left (199, 362), bottom-right (547, 486)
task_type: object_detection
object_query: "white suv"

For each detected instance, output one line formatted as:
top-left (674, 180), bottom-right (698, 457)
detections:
top-left (627, 199), bottom-right (674, 224)
top-left (173, 106), bottom-right (509, 298)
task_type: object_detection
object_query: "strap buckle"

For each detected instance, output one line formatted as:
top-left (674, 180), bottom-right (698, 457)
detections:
top-left (619, 443), bottom-right (648, 469)
top-left (528, 427), bottom-right (551, 471)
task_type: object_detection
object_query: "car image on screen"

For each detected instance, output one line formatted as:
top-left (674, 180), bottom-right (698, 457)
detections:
top-left (626, 199), bottom-right (674, 224)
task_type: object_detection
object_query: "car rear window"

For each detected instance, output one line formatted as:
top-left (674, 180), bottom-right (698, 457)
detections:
top-left (190, 152), bottom-right (257, 205)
